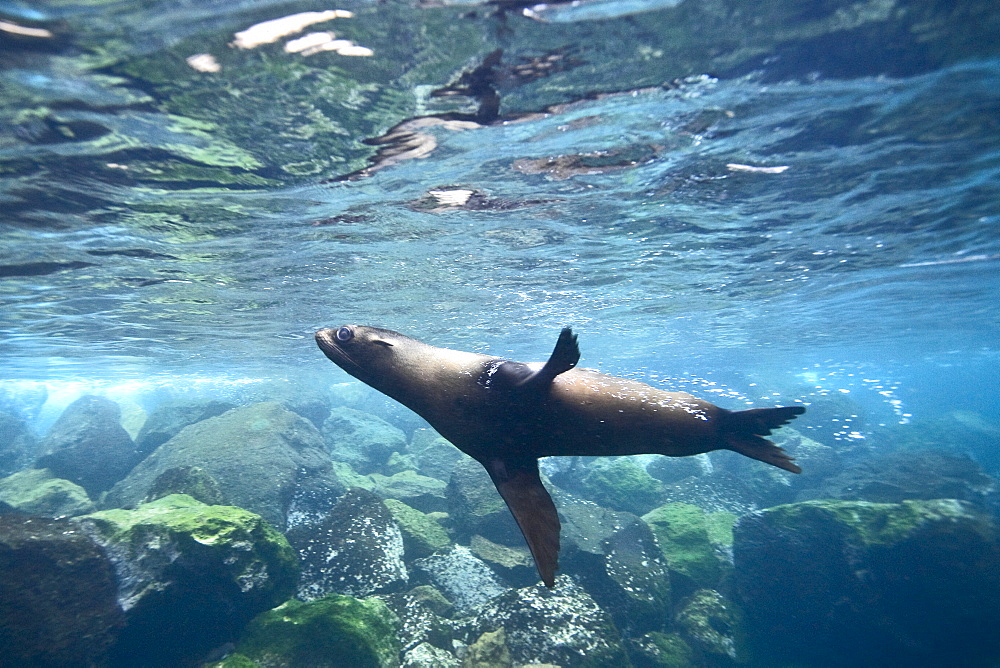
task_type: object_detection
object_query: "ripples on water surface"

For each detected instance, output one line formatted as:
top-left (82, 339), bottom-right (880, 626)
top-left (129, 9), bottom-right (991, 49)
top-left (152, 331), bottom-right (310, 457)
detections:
top-left (1, 0), bottom-right (999, 439)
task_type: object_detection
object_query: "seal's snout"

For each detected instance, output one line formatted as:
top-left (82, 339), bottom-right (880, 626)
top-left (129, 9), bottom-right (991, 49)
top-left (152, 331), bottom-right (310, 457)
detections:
top-left (315, 328), bottom-right (336, 348)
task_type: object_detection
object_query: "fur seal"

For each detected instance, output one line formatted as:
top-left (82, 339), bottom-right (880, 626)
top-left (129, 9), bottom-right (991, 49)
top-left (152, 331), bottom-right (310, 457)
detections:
top-left (315, 325), bottom-right (805, 587)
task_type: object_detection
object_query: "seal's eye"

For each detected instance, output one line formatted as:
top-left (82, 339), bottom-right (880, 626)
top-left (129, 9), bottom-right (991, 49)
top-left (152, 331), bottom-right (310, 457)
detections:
top-left (336, 326), bottom-right (353, 343)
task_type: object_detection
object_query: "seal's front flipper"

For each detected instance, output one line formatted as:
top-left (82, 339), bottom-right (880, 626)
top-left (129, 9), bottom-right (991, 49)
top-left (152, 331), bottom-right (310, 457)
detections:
top-left (515, 327), bottom-right (580, 392)
top-left (481, 456), bottom-right (560, 587)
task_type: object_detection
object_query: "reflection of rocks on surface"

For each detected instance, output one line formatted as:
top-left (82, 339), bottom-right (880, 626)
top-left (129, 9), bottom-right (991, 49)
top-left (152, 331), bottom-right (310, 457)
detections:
top-left (36, 395), bottom-right (140, 496)
top-left (734, 498), bottom-right (1000, 666)
top-left (107, 402), bottom-right (340, 529)
top-left (0, 514), bottom-right (122, 666)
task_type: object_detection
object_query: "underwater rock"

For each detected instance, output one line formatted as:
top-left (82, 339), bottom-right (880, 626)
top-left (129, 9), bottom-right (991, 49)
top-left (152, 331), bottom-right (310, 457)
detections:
top-left (734, 498), bottom-right (1000, 666)
top-left (470, 576), bottom-right (629, 667)
top-left (556, 490), bottom-right (637, 557)
top-left (107, 402), bottom-right (340, 529)
top-left (412, 545), bottom-right (509, 615)
top-left (0, 409), bottom-right (37, 477)
top-left (627, 631), bottom-right (696, 668)
top-left (403, 641), bottom-right (460, 668)
top-left (243, 380), bottom-right (332, 429)
top-left (795, 448), bottom-right (997, 509)
top-left (646, 453), bottom-right (707, 485)
top-left (0, 514), bottom-right (123, 666)
top-left (446, 457), bottom-right (521, 545)
top-left (371, 469), bottom-right (449, 513)
top-left (469, 534), bottom-right (535, 586)
top-left (76, 494), bottom-right (298, 666)
top-left (143, 464), bottom-right (224, 505)
top-left (36, 395), bottom-right (140, 496)
top-left (382, 586), bottom-right (457, 655)
top-left (0, 467), bottom-right (95, 517)
top-left (570, 515), bottom-right (671, 637)
top-left (581, 458), bottom-right (666, 515)
top-left (384, 497), bottom-right (452, 560)
top-left (134, 399), bottom-right (234, 456)
top-left (675, 589), bottom-right (746, 665)
top-left (642, 503), bottom-right (730, 598)
top-left (462, 627), bottom-right (512, 668)
top-left (291, 487), bottom-right (408, 600)
top-left (410, 428), bottom-right (464, 481)
top-left (323, 406), bottom-right (407, 474)
top-left (223, 594), bottom-right (401, 668)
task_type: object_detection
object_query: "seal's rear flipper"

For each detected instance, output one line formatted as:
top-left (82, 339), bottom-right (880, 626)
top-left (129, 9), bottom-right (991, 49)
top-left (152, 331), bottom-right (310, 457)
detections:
top-left (481, 456), bottom-right (560, 587)
top-left (723, 406), bottom-right (806, 474)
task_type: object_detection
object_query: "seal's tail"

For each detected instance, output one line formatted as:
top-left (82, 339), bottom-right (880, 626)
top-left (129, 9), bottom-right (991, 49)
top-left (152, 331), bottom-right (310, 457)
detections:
top-left (722, 406), bottom-right (805, 473)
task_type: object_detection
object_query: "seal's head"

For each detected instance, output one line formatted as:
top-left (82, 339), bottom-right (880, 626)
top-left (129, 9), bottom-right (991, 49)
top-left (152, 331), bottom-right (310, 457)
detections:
top-left (315, 325), bottom-right (403, 386)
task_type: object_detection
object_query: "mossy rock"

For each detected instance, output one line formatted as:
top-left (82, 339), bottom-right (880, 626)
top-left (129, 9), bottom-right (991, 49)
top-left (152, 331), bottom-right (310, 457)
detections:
top-left (0, 468), bottom-right (95, 518)
top-left (226, 595), bottom-right (401, 668)
top-left (642, 503), bottom-right (728, 592)
top-left (630, 631), bottom-right (696, 667)
top-left (383, 498), bottom-right (451, 559)
top-left (583, 458), bottom-right (664, 514)
top-left (77, 494), bottom-right (299, 665)
top-left (676, 589), bottom-right (746, 663)
top-left (143, 465), bottom-right (224, 505)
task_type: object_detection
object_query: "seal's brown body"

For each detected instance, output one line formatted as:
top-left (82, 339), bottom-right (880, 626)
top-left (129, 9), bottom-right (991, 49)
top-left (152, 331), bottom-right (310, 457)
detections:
top-left (316, 324), bottom-right (805, 587)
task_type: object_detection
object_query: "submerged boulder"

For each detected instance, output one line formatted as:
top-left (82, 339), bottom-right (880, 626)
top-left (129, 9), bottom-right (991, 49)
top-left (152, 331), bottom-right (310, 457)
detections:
top-left (223, 594), bottom-right (401, 668)
top-left (446, 457), bottom-right (521, 545)
top-left (76, 494), bottom-right (299, 666)
top-left (323, 407), bottom-right (407, 473)
top-left (0, 467), bottom-right (95, 517)
top-left (675, 588), bottom-right (746, 665)
top-left (642, 503), bottom-right (731, 597)
top-left (571, 515), bottom-right (672, 637)
top-left (734, 498), bottom-right (1000, 666)
top-left (36, 395), bottom-right (140, 496)
top-left (581, 458), bottom-right (665, 515)
top-left (134, 399), bottom-right (234, 456)
top-left (0, 514), bottom-right (122, 666)
top-left (107, 402), bottom-right (341, 529)
top-left (0, 409), bottom-right (36, 477)
top-left (383, 497), bottom-right (452, 560)
top-left (290, 487), bottom-right (408, 600)
top-left (795, 448), bottom-right (997, 508)
top-left (470, 576), bottom-right (629, 667)
top-left (412, 545), bottom-right (509, 615)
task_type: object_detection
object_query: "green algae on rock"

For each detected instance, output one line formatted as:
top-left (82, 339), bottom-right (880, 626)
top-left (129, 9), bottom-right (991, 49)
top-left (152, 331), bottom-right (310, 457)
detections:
top-left (222, 594), bottom-right (401, 668)
top-left (106, 402), bottom-right (340, 529)
top-left (0, 468), bottom-right (95, 518)
top-left (383, 497), bottom-right (452, 560)
top-left (735, 498), bottom-right (1000, 666)
top-left (76, 494), bottom-right (299, 665)
top-left (675, 588), bottom-right (746, 664)
top-left (583, 458), bottom-right (664, 515)
top-left (642, 502), bottom-right (729, 593)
